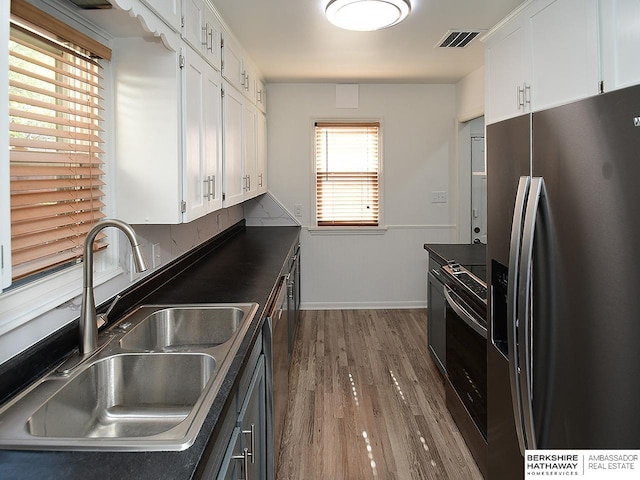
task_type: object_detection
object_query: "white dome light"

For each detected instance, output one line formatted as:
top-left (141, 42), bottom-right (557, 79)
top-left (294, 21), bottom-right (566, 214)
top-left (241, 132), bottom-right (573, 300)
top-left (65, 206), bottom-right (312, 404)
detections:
top-left (325, 0), bottom-right (411, 31)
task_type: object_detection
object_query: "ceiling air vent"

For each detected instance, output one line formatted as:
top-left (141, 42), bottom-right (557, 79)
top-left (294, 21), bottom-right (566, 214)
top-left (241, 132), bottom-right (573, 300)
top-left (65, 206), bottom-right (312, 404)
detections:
top-left (436, 30), bottom-right (484, 48)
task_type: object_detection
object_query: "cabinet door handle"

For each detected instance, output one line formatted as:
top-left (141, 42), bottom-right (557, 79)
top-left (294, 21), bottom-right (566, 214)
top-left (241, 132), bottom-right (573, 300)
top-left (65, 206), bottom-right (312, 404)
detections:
top-left (257, 89), bottom-right (262, 102)
top-left (201, 25), bottom-right (207, 47)
top-left (203, 177), bottom-right (210, 199)
top-left (211, 175), bottom-right (216, 199)
top-left (258, 173), bottom-right (263, 188)
top-left (517, 85), bottom-right (525, 108)
top-left (232, 447), bottom-right (250, 479)
top-left (524, 83), bottom-right (531, 106)
top-left (207, 26), bottom-right (214, 53)
top-left (241, 423), bottom-right (255, 464)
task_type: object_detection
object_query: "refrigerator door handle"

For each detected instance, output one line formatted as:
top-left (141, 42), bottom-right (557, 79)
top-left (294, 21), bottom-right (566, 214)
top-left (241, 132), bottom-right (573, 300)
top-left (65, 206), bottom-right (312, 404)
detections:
top-left (506, 176), bottom-right (530, 455)
top-left (518, 176), bottom-right (546, 451)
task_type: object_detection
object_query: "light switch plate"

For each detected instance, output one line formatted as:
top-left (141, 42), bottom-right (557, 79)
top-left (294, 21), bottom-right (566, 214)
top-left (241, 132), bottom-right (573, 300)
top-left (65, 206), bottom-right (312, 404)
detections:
top-left (151, 243), bottom-right (161, 269)
top-left (294, 204), bottom-right (302, 217)
top-left (431, 191), bottom-right (447, 203)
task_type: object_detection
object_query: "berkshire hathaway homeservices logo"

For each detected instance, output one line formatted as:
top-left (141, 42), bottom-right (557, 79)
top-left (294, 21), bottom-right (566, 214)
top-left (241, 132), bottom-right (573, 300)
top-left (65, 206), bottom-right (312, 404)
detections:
top-left (525, 451), bottom-right (640, 479)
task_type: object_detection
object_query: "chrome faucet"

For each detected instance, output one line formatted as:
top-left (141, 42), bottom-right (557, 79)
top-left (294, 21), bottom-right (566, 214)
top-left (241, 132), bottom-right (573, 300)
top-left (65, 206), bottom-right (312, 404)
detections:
top-left (80, 219), bottom-right (148, 355)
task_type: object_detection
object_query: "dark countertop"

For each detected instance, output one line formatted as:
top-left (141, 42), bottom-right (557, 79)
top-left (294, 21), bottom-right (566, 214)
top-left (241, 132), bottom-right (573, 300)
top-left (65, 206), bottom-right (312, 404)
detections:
top-left (423, 243), bottom-right (487, 267)
top-left (0, 224), bottom-right (300, 480)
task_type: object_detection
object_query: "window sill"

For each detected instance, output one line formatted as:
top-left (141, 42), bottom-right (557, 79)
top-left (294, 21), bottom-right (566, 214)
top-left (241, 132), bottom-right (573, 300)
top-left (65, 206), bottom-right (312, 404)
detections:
top-left (306, 226), bottom-right (388, 236)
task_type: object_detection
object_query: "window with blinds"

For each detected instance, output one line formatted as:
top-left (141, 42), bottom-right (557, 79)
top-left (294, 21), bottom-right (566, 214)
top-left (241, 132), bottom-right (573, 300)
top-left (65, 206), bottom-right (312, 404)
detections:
top-left (9, 3), bottom-right (109, 282)
top-left (315, 122), bottom-right (380, 227)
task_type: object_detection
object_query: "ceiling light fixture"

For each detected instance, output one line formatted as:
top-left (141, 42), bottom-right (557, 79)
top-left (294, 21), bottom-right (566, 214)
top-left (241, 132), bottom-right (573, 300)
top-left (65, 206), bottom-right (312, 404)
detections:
top-left (325, 0), bottom-right (411, 31)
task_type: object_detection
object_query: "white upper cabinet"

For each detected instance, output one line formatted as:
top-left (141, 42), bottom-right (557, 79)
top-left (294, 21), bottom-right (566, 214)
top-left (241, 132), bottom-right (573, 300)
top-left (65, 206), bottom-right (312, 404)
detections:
top-left (485, 11), bottom-right (531, 123)
top-left (113, 37), bottom-right (223, 224)
top-left (141, 0), bottom-right (181, 32)
top-left (222, 82), bottom-right (264, 208)
top-left (183, 0), bottom-right (222, 71)
top-left (221, 32), bottom-right (245, 93)
top-left (243, 102), bottom-right (258, 199)
top-left (600, 0), bottom-right (640, 92)
top-left (183, 47), bottom-right (223, 222)
top-left (257, 111), bottom-right (267, 195)
top-left (484, 0), bottom-right (600, 124)
top-left (222, 81), bottom-right (245, 207)
top-left (529, 0), bottom-right (599, 111)
top-left (97, 0), bottom-right (266, 223)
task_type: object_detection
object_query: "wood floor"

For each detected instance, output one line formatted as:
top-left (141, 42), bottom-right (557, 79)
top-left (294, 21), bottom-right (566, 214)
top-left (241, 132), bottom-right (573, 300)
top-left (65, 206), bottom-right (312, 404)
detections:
top-left (277, 309), bottom-right (482, 480)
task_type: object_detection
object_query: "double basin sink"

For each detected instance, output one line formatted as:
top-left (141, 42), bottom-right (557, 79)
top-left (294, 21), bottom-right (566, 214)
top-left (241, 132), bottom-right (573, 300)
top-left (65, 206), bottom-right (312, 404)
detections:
top-left (0, 303), bottom-right (258, 451)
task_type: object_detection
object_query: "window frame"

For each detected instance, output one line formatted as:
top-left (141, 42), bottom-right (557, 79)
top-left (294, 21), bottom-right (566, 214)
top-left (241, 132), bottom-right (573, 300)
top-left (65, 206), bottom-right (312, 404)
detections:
top-left (0, 0), bottom-right (121, 334)
top-left (310, 118), bottom-right (385, 233)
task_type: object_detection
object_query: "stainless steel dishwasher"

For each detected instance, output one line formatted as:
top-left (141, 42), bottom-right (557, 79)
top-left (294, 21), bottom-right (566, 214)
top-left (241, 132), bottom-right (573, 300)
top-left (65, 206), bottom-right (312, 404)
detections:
top-left (266, 275), bottom-right (289, 475)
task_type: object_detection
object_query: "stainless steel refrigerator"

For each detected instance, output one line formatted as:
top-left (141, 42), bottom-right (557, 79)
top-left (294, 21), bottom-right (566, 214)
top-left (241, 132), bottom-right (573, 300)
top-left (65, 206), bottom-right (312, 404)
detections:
top-left (487, 84), bottom-right (640, 479)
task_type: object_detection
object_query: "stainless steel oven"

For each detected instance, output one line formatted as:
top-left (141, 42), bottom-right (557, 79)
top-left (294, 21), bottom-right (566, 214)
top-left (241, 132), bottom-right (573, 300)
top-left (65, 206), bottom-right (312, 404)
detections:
top-left (442, 262), bottom-right (488, 476)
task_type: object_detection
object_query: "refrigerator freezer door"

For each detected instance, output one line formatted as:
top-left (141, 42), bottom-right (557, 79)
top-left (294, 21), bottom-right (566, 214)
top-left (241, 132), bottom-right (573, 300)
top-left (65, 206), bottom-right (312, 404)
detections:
top-left (531, 84), bottom-right (640, 449)
top-left (486, 113), bottom-right (530, 478)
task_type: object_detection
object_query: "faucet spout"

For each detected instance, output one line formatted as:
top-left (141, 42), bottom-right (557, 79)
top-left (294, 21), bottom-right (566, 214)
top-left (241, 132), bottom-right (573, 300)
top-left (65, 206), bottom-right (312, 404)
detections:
top-left (80, 219), bottom-right (148, 355)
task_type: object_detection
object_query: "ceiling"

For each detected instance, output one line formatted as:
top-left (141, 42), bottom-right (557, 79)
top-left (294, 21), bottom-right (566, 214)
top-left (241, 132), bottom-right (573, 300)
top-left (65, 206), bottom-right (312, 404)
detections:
top-left (211, 0), bottom-right (523, 84)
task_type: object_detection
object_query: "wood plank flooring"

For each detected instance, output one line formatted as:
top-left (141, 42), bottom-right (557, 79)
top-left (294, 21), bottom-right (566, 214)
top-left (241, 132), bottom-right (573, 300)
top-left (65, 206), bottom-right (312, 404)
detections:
top-left (277, 309), bottom-right (482, 480)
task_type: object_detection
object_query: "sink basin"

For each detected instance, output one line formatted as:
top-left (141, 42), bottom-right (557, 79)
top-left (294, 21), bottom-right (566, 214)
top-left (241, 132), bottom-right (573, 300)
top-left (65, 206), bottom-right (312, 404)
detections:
top-left (0, 302), bottom-right (258, 451)
top-left (120, 306), bottom-right (245, 352)
top-left (28, 353), bottom-right (215, 438)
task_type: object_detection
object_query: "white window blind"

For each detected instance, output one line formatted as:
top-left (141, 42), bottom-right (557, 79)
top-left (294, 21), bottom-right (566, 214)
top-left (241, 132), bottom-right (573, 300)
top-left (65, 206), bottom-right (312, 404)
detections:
top-left (9, 3), bottom-right (110, 281)
top-left (315, 122), bottom-right (380, 227)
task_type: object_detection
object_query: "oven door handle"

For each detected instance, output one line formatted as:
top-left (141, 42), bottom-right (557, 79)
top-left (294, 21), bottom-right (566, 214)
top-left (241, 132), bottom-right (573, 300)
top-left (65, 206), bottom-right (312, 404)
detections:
top-left (444, 285), bottom-right (487, 339)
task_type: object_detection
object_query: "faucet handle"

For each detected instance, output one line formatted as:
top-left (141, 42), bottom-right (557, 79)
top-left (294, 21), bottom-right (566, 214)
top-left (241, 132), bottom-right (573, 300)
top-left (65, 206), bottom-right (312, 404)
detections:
top-left (97, 294), bottom-right (122, 329)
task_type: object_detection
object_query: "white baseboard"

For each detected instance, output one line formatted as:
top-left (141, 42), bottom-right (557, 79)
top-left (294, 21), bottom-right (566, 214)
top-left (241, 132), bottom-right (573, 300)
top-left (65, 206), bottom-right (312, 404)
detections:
top-left (301, 300), bottom-right (427, 311)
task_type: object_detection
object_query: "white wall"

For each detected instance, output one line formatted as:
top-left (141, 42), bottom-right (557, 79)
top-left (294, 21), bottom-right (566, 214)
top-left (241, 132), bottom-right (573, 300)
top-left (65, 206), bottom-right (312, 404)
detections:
top-left (456, 66), bottom-right (485, 122)
top-left (266, 83), bottom-right (457, 309)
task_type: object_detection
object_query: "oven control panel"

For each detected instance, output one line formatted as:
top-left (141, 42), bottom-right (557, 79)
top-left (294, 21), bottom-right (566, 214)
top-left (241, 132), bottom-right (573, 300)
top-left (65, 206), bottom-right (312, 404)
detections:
top-left (443, 262), bottom-right (487, 302)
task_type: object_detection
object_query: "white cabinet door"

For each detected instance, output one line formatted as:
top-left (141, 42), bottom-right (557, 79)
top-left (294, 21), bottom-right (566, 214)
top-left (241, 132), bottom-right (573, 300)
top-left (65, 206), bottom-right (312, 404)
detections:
top-left (243, 103), bottom-right (257, 199)
top-left (485, 13), bottom-right (530, 124)
top-left (223, 82), bottom-right (245, 207)
top-left (142, 0), bottom-right (181, 32)
top-left (204, 67), bottom-right (223, 213)
top-left (222, 32), bottom-right (245, 93)
top-left (600, 0), bottom-right (640, 91)
top-left (184, 48), bottom-right (208, 222)
top-left (256, 111), bottom-right (267, 195)
top-left (113, 36), bottom-right (182, 224)
top-left (183, 0), bottom-right (206, 54)
top-left (529, 0), bottom-right (600, 111)
top-left (183, 0), bottom-right (222, 71)
top-left (203, 7), bottom-right (222, 71)
top-left (183, 48), bottom-right (222, 222)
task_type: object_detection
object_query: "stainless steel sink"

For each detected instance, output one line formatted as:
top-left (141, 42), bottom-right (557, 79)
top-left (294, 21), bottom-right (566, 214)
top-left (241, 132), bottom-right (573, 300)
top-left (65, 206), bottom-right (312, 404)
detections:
top-left (0, 303), bottom-right (258, 451)
top-left (120, 306), bottom-right (245, 351)
top-left (28, 353), bottom-right (216, 438)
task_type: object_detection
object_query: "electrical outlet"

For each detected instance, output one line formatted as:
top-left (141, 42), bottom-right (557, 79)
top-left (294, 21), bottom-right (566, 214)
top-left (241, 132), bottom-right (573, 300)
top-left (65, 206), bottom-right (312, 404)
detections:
top-left (294, 204), bottom-right (302, 217)
top-left (431, 191), bottom-right (447, 203)
top-left (151, 243), bottom-right (161, 268)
